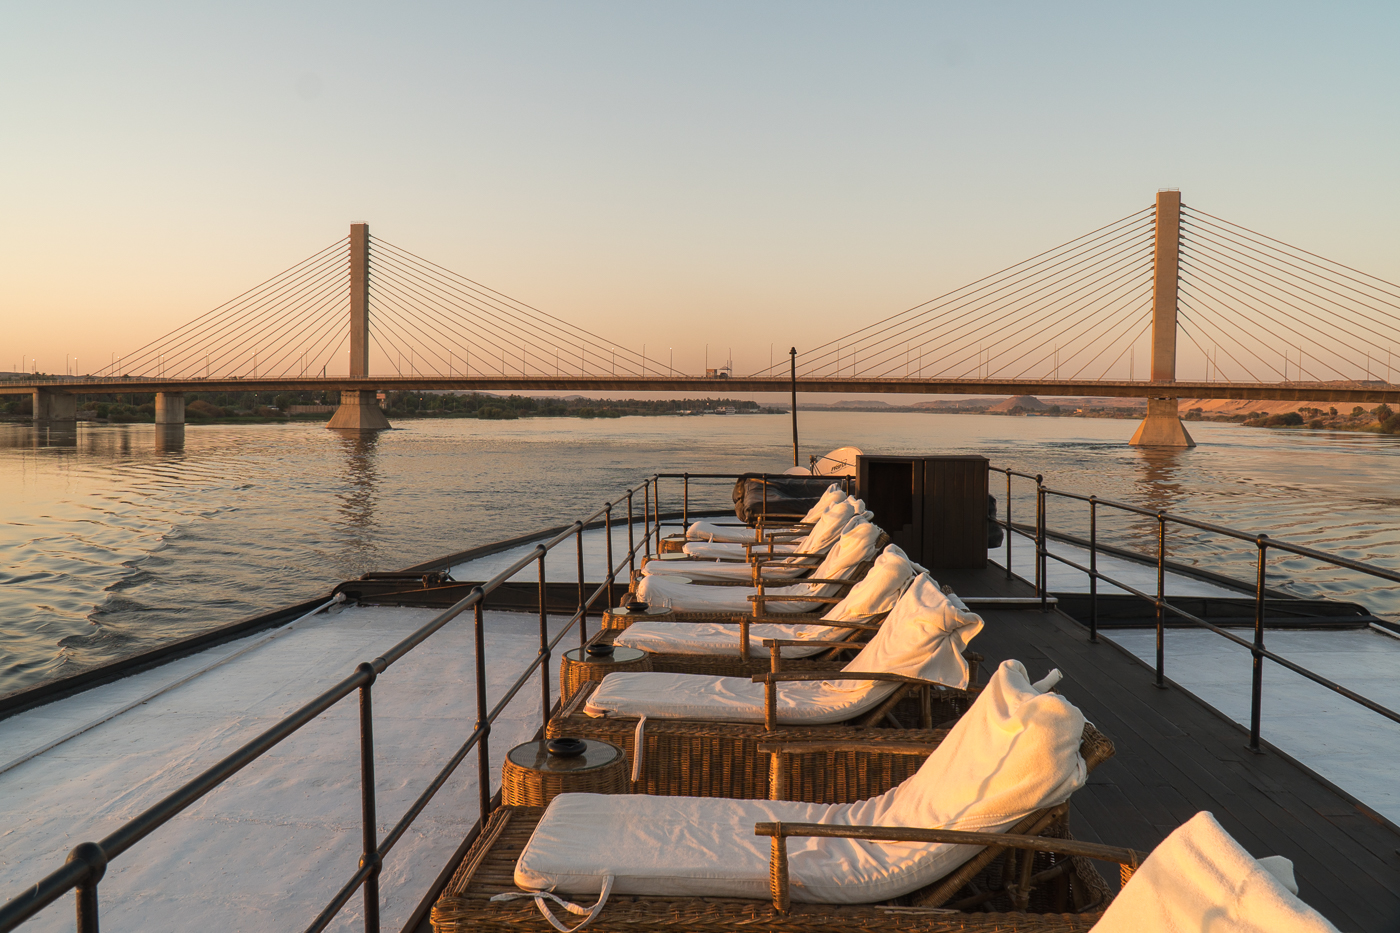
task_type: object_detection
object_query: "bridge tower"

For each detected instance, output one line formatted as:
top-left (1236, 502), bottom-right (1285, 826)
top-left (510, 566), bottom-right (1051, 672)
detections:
top-left (1129, 189), bottom-right (1195, 448)
top-left (327, 222), bottom-right (391, 431)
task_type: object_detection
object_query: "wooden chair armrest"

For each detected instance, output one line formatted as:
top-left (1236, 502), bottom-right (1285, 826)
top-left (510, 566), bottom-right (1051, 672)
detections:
top-left (744, 595), bottom-right (844, 604)
top-left (755, 739), bottom-right (943, 756)
top-left (759, 639), bottom-right (859, 649)
top-left (754, 820), bottom-right (1144, 913)
top-left (754, 577), bottom-right (853, 587)
top-left (752, 671), bottom-right (950, 688)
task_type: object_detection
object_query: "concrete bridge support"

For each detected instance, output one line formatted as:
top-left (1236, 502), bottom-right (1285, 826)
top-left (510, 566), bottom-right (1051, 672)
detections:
top-left (327, 390), bottom-right (391, 430)
top-left (32, 390), bottom-right (76, 422)
top-left (155, 392), bottom-right (185, 424)
top-left (1131, 189), bottom-right (1195, 448)
top-left (329, 222), bottom-right (390, 432)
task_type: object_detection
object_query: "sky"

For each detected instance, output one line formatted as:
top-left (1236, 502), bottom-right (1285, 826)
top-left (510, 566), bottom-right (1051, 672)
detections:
top-left (2, 2), bottom-right (1398, 381)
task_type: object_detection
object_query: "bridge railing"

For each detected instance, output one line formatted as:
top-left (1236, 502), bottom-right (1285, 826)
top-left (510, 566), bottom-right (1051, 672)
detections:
top-left (0, 474), bottom-right (689, 933)
top-left (990, 465), bottom-right (1400, 752)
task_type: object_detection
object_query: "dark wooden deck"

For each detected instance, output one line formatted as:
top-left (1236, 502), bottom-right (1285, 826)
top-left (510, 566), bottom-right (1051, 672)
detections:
top-left (939, 563), bottom-right (1400, 932)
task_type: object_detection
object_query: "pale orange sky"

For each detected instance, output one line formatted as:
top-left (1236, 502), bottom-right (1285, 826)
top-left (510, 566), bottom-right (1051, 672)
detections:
top-left (3, 3), bottom-right (1398, 381)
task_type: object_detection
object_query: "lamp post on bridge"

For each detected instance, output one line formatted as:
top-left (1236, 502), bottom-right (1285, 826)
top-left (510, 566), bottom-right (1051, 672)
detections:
top-left (1129, 189), bottom-right (1195, 448)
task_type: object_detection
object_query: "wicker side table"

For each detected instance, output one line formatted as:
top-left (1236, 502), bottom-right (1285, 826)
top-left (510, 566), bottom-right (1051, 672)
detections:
top-left (559, 646), bottom-right (651, 703)
top-left (501, 739), bottom-right (628, 807)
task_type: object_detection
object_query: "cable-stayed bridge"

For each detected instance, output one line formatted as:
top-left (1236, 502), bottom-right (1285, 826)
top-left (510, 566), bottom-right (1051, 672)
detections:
top-left (6, 191), bottom-right (1399, 445)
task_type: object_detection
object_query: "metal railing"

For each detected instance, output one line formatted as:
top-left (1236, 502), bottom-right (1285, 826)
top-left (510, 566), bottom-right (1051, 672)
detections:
top-left (0, 474), bottom-right (679, 933)
top-left (990, 466), bottom-right (1400, 752)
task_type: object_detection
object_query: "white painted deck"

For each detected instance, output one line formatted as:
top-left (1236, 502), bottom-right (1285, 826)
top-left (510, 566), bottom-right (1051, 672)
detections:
top-left (0, 604), bottom-right (563, 933)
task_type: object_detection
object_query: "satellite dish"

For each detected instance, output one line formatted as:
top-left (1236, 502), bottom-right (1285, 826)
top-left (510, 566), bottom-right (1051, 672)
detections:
top-left (810, 446), bottom-right (862, 477)
top-left (782, 466), bottom-right (813, 475)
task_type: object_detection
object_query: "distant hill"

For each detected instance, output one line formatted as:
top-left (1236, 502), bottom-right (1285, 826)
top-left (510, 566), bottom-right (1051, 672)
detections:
top-left (987, 395), bottom-right (1049, 413)
top-left (826, 399), bottom-right (893, 408)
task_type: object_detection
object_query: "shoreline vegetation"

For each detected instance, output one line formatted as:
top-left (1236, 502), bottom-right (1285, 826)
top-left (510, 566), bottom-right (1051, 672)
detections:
top-left (1, 389), bottom-right (1395, 435)
top-left (0, 391), bottom-right (783, 425)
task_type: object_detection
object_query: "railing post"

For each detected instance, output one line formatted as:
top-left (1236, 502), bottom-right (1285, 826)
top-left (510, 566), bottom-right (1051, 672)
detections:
top-left (66, 842), bottom-right (106, 933)
top-left (356, 663), bottom-right (381, 933)
top-left (576, 524), bottom-right (587, 646)
top-left (627, 492), bottom-right (635, 577)
top-left (1088, 496), bottom-right (1098, 644)
top-left (643, 481), bottom-right (652, 558)
top-left (683, 473), bottom-right (689, 528)
top-left (604, 505), bottom-right (615, 612)
top-left (1035, 475), bottom-right (1046, 610)
top-left (1250, 535), bottom-right (1269, 752)
top-left (538, 551), bottom-right (551, 726)
top-left (1004, 470), bottom-right (1012, 581)
top-left (1155, 512), bottom-right (1167, 688)
top-left (651, 476), bottom-right (660, 553)
top-left (473, 596), bottom-right (492, 821)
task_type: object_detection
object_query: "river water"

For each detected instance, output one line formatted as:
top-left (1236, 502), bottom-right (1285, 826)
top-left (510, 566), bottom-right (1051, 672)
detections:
top-left (3, 412), bottom-right (1399, 695)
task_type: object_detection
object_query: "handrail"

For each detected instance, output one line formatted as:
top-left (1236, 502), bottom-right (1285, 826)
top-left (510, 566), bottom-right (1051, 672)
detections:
top-left (0, 473), bottom-right (666, 933)
top-left (988, 465), bottom-right (1400, 753)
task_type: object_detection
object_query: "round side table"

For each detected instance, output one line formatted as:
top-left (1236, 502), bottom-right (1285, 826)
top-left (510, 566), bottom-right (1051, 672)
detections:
top-left (559, 645), bottom-right (651, 703)
top-left (501, 739), bottom-right (627, 807)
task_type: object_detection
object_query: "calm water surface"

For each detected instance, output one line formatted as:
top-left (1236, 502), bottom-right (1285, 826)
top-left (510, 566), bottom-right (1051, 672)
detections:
top-left (3, 413), bottom-right (1399, 694)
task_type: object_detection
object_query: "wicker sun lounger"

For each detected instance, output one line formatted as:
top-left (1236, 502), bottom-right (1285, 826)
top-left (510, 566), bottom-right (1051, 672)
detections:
top-left (430, 727), bottom-right (1123, 933)
top-left (545, 673), bottom-right (975, 800)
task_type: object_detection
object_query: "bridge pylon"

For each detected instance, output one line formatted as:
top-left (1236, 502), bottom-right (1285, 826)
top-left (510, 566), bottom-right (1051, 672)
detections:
top-left (1130, 189), bottom-right (1195, 448)
top-left (327, 222), bottom-right (392, 432)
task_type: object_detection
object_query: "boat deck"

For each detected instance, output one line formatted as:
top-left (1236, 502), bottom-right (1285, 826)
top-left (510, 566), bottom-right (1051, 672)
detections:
top-left (938, 563), bottom-right (1400, 932)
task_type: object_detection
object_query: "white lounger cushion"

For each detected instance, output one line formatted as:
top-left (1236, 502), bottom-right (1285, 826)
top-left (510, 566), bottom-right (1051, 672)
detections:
top-left (681, 540), bottom-right (799, 560)
top-left (614, 547), bottom-right (917, 659)
top-left (1091, 811), bottom-right (1339, 933)
top-left (588, 571), bottom-right (983, 722)
top-left (636, 520), bottom-right (881, 613)
top-left (516, 660), bottom-right (1086, 904)
top-left (679, 499), bottom-right (860, 562)
top-left (651, 502), bottom-right (859, 581)
top-left (613, 620), bottom-right (840, 659)
top-left (684, 486), bottom-right (846, 543)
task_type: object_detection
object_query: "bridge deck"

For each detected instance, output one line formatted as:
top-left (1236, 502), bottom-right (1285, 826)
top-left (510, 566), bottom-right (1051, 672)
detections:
top-left (937, 564), bottom-right (1400, 932)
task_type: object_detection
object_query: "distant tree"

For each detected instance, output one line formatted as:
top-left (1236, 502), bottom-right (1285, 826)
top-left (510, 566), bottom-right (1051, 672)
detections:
top-left (1374, 403), bottom-right (1394, 422)
top-left (1329, 407), bottom-right (1338, 417)
top-left (1352, 406), bottom-right (1367, 418)
top-left (1384, 413), bottom-right (1400, 435)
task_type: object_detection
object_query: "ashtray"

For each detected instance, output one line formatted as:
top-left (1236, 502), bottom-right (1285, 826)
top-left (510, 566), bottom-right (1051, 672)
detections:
top-left (585, 643), bottom-right (616, 658)
top-left (547, 737), bottom-right (586, 758)
top-left (623, 600), bottom-right (649, 613)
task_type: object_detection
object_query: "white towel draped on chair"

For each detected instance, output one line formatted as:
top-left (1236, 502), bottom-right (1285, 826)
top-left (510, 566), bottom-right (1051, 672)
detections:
top-left (1090, 811), bottom-right (1340, 933)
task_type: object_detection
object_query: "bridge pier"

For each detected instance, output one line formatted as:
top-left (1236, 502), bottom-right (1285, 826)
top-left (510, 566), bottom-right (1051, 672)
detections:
top-left (32, 389), bottom-right (76, 422)
top-left (1130, 398), bottom-right (1195, 447)
top-left (1130, 189), bottom-right (1195, 448)
top-left (327, 222), bottom-right (391, 432)
top-left (328, 390), bottom-right (391, 431)
top-left (155, 392), bottom-right (185, 425)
